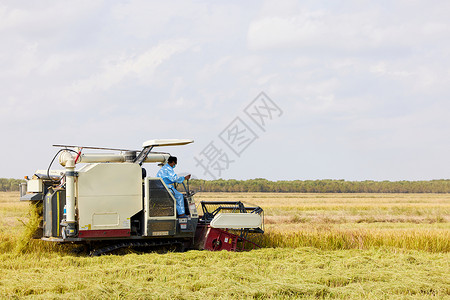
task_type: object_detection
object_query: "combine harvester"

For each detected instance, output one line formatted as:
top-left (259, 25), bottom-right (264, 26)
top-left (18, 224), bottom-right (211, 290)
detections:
top-left (19, 139), bottom-right (264, 255)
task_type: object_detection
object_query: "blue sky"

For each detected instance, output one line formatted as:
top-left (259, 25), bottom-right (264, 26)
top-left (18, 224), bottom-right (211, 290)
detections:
top-left (1, 0), bottom-right (449, 181)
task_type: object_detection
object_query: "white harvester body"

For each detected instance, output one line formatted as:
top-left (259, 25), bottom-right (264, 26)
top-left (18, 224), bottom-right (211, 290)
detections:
top-left (77, 163), bottom-right (142, 233)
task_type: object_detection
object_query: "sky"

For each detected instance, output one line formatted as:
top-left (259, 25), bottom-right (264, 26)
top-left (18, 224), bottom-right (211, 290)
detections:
top-left (0, 0), bottom-right (449, 181)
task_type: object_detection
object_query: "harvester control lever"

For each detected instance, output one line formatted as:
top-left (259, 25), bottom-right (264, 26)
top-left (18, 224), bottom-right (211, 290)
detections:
top-left (182, 179), bottom-right (196, 196)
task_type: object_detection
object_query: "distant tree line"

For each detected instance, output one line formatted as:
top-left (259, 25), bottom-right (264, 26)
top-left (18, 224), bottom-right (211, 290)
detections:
top-left (189, 178), bottom-right (450, 193)
top-left (0, 178), bottom-right (25, 192)
top-left (1, 177), bottom-right (449, 193)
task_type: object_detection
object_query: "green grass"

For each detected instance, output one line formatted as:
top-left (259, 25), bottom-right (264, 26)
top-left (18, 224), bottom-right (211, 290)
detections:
top-left (0, 192), bottom-right (449, 299)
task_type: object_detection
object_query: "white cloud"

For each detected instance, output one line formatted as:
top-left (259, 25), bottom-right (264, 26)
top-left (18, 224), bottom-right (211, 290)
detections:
top-left (369, 62), bottom-right (414, 78)
top-left (247, 2), bottom-right (450, 53)
top-left (66, 39), bottom-right (192, 95)
top-left (0, 1), bottom-right (449, 181)
top-left (0, 4), bottom-right (27, 31)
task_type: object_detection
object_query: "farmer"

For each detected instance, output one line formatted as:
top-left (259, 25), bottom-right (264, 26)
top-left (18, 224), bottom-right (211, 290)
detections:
top-left (157, 156), bottom-right (191, 218)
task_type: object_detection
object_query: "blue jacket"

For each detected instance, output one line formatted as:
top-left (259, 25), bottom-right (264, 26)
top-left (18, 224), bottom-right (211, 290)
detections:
top-left (156, 163), bottom-right (185, 187)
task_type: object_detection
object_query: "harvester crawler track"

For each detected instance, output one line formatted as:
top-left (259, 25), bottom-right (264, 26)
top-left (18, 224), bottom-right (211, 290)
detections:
top-left (90, 239), bottom-right (185, 256)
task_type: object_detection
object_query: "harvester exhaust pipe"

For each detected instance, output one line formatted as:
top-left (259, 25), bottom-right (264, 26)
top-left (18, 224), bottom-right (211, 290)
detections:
top-left (64, 158), bottom-right (77, 237)
top-left (59, 151), bottom-right (168, 165)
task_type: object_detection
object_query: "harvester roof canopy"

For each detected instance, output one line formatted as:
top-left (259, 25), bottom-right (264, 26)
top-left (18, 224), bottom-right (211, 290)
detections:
top-left (142, 139), bottom-right (194, 148)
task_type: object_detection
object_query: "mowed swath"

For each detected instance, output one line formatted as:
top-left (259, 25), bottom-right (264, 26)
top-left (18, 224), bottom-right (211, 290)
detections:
top-left (0, 192), bottom-right (449, 298)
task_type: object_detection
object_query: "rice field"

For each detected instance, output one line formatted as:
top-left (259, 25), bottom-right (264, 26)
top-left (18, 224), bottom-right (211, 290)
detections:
top-left (0, 191), bottom-right (449, 299)
top-left (195, 193), bottom-right (450, 253)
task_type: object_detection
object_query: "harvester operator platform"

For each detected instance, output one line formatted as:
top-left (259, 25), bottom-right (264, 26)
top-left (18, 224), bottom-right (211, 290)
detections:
top-left (156, 156), bottom-right (191, 218)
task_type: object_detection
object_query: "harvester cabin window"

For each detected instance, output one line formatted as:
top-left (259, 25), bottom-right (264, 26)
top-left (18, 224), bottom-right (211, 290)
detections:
top-left (147, 179), bottom-right (175, 217)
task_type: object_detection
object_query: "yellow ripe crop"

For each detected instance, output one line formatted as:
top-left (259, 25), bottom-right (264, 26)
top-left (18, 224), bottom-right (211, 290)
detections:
top-left (0, 191), bottom-right (449, 298)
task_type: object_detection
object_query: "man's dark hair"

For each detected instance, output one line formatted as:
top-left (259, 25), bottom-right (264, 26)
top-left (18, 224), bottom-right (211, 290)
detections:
top-left (168, 156), bottom-right (177, 164)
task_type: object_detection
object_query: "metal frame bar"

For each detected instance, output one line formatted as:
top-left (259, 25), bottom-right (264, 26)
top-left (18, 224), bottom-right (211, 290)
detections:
top-left (199, 201), bottom-right (264, 236)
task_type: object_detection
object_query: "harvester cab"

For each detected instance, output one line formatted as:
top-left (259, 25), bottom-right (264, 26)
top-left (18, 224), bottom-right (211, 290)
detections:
top-left (20, 139), bottom-right (264, 255)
